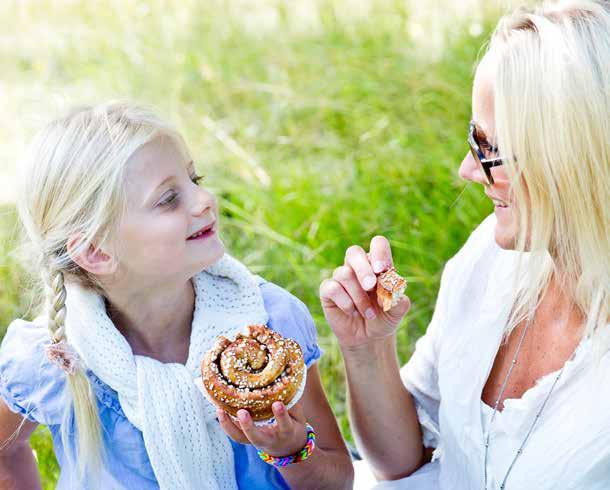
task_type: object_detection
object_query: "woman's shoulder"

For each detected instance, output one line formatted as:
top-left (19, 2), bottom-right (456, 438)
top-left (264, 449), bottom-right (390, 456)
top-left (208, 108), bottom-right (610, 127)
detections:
top-left (258, 281), bottom-right (322, 367)
top-left (0, 317), bottom-right (67, 425)
top-left (443, 213), bottom-right (517, 288)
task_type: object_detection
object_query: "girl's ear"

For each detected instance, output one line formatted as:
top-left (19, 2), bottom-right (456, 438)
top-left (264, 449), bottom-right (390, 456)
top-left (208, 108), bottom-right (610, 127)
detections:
top-left (66, 235), bottom-right (117, 275)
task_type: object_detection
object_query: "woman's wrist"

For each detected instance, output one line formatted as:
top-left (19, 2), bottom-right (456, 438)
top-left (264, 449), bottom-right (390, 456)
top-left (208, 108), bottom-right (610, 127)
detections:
top-left (340, 334), bottom-right (397, 362)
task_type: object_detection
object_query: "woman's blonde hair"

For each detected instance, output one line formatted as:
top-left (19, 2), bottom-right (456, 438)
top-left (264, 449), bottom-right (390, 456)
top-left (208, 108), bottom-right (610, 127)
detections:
top-left (16, 101), bottom-right (188, 481)
top-left (488, 1), bottom-right (609, 356)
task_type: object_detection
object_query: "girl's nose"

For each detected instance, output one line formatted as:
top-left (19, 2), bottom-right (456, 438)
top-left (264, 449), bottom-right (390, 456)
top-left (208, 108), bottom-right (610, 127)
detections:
top-left (458, 150), bottom-right (487, 185)
top-left (190, 187), bottom-right (216, 217)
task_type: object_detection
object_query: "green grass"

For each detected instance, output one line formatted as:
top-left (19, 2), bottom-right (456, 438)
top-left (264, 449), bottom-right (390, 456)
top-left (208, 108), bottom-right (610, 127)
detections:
top-left (0, 1), bottom-right (498, 486)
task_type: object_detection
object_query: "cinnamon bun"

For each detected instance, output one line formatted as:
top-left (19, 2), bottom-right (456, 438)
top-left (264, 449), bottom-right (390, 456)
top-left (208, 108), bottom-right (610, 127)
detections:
top-left (201, 324), bottom-right (306, 421)
top-left (376, 266), bottom-right (407, 311)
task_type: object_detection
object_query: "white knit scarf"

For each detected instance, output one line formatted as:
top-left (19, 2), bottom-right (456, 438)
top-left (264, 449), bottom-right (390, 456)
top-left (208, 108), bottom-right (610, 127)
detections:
top-left (64, 254), bottom-right (268, 490)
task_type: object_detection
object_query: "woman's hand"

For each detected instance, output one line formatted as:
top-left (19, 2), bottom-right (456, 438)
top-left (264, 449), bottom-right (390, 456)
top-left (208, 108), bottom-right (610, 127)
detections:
top-left (217, 402), bottom-right (308, 457)
top-left (319, 236), bottom-right (411, 350)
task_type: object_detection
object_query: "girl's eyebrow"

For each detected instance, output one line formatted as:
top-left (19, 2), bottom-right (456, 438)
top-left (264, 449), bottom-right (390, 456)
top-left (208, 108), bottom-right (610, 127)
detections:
top-left (144, 175), bottom-right (175, 207)
top-left (144, 161), bottom-right (196, 206)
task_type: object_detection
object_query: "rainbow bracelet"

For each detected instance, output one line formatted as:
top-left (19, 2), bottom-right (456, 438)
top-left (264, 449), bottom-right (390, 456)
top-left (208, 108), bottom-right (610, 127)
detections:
top-left (257, 423), bottom-right (316, 467)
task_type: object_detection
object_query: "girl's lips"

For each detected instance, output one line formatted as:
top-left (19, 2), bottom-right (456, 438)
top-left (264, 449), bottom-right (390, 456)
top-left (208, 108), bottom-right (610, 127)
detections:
top-left (187, 223), bottom-right (216, 240)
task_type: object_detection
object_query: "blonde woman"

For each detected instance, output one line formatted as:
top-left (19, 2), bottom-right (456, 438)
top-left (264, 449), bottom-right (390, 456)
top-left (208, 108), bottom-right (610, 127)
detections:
top-left (0, 103), bottom-right (353, 489)
top-left (320, 1), bottom-right (609, 489)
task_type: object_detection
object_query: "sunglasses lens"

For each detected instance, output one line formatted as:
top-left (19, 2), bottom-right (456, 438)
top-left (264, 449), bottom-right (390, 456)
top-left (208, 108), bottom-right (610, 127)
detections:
top-left (468, 145), bottom-right (493, 185)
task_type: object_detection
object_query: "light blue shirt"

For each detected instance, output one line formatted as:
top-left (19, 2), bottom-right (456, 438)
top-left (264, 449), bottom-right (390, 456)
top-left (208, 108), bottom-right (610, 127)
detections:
top-left (0, 281), bottom-right (322, 489)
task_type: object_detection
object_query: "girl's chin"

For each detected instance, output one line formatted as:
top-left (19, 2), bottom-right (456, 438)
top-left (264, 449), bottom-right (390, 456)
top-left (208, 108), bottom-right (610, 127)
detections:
top-left (196, 239), bottom-right (225, 266)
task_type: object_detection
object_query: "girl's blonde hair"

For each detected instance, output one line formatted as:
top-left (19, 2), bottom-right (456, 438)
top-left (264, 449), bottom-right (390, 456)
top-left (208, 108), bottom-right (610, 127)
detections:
top-left (488, 1), bottom-right (609, 356)
top-left (16, 101), bottom-right (188, 481)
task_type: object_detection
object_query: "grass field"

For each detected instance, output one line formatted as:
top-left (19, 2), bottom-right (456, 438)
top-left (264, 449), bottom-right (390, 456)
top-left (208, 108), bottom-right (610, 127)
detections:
top-left (0, 1), bottom-right (504, 486)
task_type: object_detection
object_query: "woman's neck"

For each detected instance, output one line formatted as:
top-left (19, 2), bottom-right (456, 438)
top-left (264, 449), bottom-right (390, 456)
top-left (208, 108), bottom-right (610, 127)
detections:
top-left (103, 279), bottom-right (195, 364)
top-left (538, 270), bottom-right (585, 336)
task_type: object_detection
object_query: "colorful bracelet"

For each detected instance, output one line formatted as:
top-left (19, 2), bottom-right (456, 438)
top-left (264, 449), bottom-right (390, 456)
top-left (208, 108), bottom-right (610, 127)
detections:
top-left (257, 423), bottom-right (316, 467)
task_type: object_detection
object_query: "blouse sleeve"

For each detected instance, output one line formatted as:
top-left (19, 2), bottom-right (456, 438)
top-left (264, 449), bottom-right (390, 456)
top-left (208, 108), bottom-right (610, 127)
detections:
top-left (400, 256), bottom-right (456, 453)
top-left (399, 213), bottom-right (498, 454)
top-left (0, 318), bottom-right (67, 426)
top-left (259, 282), bottom-right (323, 367)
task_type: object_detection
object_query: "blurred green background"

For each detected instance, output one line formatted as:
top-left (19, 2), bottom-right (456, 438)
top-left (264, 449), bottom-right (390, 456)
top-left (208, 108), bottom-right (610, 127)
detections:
top-left (0, 0), bottom-right (518, 486)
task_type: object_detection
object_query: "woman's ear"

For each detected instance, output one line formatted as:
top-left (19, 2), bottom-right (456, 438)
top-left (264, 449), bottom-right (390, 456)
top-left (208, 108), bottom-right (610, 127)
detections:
top-left (66, 235), bottom-right (117, 276)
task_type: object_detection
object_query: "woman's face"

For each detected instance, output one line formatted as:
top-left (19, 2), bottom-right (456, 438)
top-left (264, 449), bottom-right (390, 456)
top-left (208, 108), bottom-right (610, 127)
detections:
top-left (458, 52), bottom-right (520, 250)
top-left (113, 136), bottom-right (224, 284)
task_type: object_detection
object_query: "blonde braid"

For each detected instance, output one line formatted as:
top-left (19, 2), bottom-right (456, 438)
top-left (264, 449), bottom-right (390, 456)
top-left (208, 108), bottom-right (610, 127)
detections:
top-left (45, 270), bottom-right (67, 344)
top-left (43, 267), bottom-right (104, 480)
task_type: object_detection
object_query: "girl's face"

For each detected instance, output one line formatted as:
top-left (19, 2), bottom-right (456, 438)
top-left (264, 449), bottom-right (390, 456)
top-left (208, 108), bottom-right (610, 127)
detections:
top-left (458, 52), bottom-right (520, 250)
top-left (114, 136), bottom-right (224, 284)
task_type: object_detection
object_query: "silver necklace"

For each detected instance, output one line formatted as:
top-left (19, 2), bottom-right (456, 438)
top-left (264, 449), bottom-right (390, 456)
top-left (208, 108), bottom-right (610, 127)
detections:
top-left (483, 317), bottom-right (567, 490)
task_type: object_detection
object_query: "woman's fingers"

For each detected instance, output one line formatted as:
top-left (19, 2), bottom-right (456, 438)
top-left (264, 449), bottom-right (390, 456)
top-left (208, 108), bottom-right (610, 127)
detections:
top-left (319, 279), bottom-right (357, 317)
top-left (217, 409), bottom-right (249, 444)
top-left (369, 236), bottom-right (393, 274)
top-left (344, 245), bottom-right (377, 291)
top-left (333, 265), bottom-right (376, 319)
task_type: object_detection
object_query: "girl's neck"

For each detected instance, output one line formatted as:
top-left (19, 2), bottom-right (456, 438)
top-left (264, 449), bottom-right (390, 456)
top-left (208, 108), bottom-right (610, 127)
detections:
top-left (103, 279), bottom-right (195, 364)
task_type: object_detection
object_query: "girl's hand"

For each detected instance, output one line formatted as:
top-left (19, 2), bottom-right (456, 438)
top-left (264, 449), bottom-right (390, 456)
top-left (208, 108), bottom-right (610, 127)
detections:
top-left (217, 402), bottom-right (308, 458)
top-left (319, 236), bottom-right (411, 350)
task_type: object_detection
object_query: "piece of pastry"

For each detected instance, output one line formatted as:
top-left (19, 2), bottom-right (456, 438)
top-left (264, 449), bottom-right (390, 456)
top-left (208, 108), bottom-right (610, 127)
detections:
top-left (376, 266), bottom-right (407, 311)
top-left (201, 324), bottom-right (306, 421)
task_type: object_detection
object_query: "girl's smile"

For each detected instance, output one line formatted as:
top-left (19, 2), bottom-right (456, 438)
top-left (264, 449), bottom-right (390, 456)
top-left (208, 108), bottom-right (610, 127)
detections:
top-left (187, 221), bottom-right (217, 241)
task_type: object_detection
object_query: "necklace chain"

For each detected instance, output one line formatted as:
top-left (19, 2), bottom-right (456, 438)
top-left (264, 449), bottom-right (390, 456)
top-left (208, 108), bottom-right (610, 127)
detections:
top-left (483, 317), bottom-right (567, 490)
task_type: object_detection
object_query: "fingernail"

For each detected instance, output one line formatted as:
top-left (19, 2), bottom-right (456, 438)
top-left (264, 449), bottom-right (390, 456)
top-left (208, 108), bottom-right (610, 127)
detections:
top-left (363, 276), bottom-right (377, 290)
top-left (352, 310), bottom-right (360, 317)
top-left (373, 261), bottom-right (386, 273)
top-left (273, 402), bottom-right (284, 413)
top-left (365, 308), bottom-right (376, 319)
top-left (237, 410), bottom-right (248, 421)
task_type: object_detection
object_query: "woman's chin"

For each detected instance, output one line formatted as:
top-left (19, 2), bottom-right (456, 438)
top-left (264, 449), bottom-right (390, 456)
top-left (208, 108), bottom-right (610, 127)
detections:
top-left (494, 223), bottom-right (517, 250)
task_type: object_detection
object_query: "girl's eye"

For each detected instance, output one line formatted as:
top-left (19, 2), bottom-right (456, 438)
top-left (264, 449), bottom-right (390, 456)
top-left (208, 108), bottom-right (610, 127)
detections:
top-left (159, 193), bottom-right (178, 207)
top-left (190, 174), bottom-right (205, 185)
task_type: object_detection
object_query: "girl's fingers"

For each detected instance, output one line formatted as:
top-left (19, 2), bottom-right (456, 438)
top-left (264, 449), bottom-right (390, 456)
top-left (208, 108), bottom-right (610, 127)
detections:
top-left (344, 245), bottom-right (377, 291)
top-left (287, 401), bottom-right (306, 423)
top-left (319, 279), bottom-right (357, 317)
top-left (236, 409), bottom-right (267, 447)
top-left (217, 409), bottom-right (249, 444)
top-left (369, 236), bottom-right (393, 274)
top-left (333, 265), bottom-right (375, 318)
top-left (272, 402), bottom-right (292, 437)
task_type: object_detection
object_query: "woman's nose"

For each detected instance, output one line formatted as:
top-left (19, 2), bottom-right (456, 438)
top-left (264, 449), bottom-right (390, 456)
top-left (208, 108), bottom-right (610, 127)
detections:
top-left (458, 151), bottom-right (487, 185)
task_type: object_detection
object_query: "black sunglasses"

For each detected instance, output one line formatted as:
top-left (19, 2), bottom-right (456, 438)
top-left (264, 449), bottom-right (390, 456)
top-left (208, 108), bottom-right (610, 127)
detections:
top-left (467, 121), bottom-right (504, 185)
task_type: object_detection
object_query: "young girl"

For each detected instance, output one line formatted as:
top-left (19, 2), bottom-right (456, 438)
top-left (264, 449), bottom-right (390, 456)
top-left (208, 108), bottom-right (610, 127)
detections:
top-left (0, 102), bottom-right (353, 489)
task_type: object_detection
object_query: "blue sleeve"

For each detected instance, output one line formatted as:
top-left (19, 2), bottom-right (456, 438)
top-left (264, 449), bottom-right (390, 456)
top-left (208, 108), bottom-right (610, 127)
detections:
top-left (260, 282), bottom-right (323, 367)
top-left (0, 319), bottom-right (67, 425)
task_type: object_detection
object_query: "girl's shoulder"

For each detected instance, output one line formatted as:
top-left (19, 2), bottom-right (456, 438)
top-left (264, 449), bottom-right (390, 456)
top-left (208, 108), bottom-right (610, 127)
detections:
top-left (258, 281), bottom-right (322, 367)
top-left (0, 317), bottom-right (67, 425)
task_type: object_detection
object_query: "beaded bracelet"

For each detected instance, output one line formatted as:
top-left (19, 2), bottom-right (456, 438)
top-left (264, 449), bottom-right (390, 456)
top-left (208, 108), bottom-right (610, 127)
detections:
top-left (257, 423), bottom-right (316, 467)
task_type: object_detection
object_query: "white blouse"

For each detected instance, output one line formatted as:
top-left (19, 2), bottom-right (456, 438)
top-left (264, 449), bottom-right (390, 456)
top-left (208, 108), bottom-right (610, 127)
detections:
top-left (355, 214), bottom-right (610, 490)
